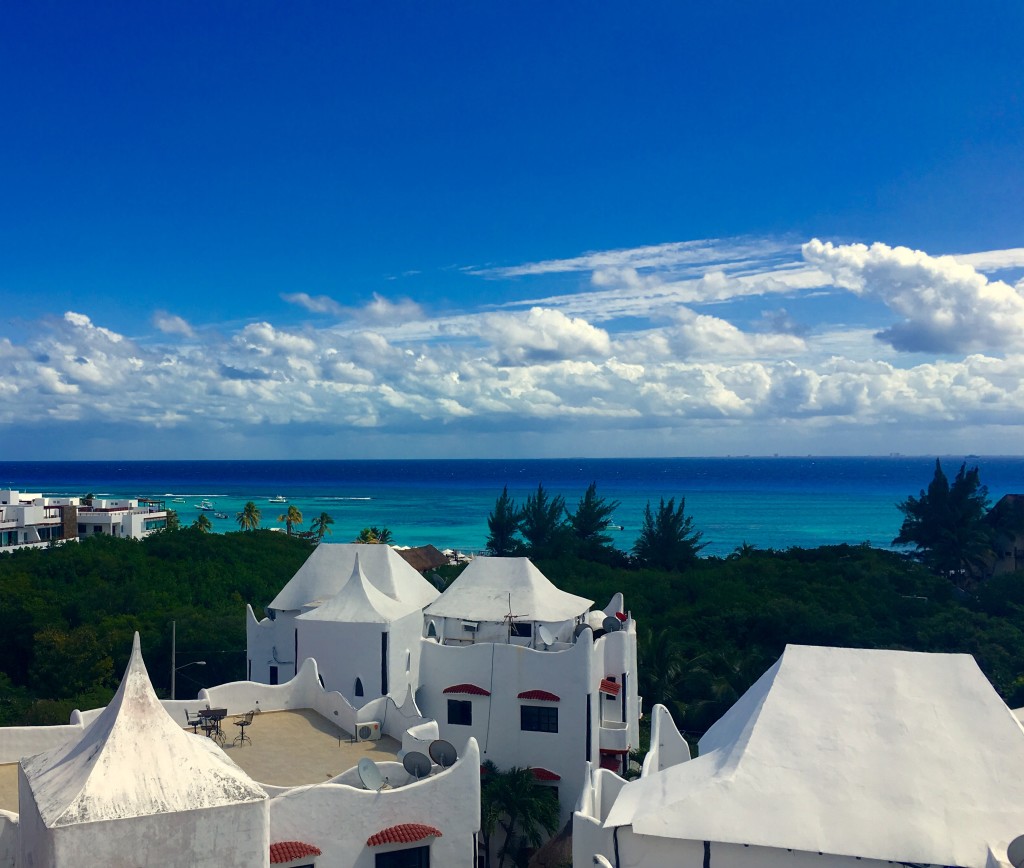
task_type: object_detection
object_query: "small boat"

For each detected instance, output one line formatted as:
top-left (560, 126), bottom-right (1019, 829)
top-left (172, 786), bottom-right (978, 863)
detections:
top-left (195, 499), bottom-right (215, 511)
top-left (214, 512), bottom-right (228, 520)
top-left (171, 497), bottom-right (186, 504)
top-left (268, 495), bottom-right (287, 504)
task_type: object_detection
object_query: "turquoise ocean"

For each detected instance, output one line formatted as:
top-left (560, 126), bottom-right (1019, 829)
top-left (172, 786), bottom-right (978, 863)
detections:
top-left (2, 457), bottom-right (1023, 558)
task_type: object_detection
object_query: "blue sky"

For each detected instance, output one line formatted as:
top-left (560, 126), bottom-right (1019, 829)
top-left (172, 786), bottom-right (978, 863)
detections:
top-left (2, 2), bottom-right (1023, 459)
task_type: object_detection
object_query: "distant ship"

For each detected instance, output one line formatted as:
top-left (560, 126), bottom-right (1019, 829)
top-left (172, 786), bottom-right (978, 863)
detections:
top-left (195, 499), bottom-right (215, 511)
top-left (268, 495), bottom-right (287, 504)
top-left (171, 497), bottom-right (186, 504)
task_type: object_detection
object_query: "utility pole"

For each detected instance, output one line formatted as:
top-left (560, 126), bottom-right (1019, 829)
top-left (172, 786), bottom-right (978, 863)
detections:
top-left (171, 620), bottom-right (176, 701)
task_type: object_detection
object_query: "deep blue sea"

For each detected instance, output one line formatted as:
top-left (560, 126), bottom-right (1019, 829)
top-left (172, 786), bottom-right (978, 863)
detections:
top-left (2, 457), bottom-right (1023, 558)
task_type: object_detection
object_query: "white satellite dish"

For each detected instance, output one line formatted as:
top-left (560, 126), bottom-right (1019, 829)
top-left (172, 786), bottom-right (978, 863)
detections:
top-left (403, 751), bottom-right (432, 780)
top-left (357, 757), bottom-right (386, 791)
top-left (428, 739), bottom-right (458, 769)
top-left (587, 610), bottom-right (606, 630)
top-left (537, 624), bottom-right (555, 647)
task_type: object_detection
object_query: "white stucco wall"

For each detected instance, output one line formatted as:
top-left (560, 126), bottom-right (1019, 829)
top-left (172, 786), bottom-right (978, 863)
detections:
top-left (600, 832), bottom-right (898, 868)
top-left (418, 630), bottom-right (594, 826)
top-left (0, 812), bottom-right (18, 868)
top-left (44, 801), bottom-right (269, 868)
top-left (0, 724), bottom-right (82, 765)
top-left (267, 737), bottom-right (481, 868)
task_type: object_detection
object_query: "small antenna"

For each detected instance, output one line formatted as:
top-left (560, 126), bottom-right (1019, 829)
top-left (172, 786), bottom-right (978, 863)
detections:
top-left (403, 751), bottom-right (432, 780)
top-left (502, 593), bottom-right (527, 643)
top-left (429, 739), bottom-right (458, 769)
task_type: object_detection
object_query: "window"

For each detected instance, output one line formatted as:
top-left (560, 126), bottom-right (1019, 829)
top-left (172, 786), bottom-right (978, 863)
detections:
top-left (510, 622), bottom-right (532, 638)
top-left (355, 677), bottom-right (364, 697)
top-left (376, 846), bottom-right (429, 868)
top-left (521, 705), bottom-right (558, 733)
top-left (269, 666), bottom-right (279, 685)
top-left (448, 699), bottom-right (472, 726)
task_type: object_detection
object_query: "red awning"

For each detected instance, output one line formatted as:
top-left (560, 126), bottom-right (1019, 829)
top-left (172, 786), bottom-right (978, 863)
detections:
top-left (443, 683), bottom-right (490, 696)
top-left (531, 767), bottom-right (561, 781)
top-left (517, 689), bottom-right (560, 702)
top-left (599, 678), bottom-right (621, 697)
top-left (367, 823), bottom-right (444, 847)
top-left (270, 841), bottom-right (322, 864)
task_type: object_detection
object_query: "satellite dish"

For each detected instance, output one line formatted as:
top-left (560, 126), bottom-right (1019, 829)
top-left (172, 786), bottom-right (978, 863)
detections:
top-left (587, 610), bottom-right (606, 629)
top-left (403, 751), bottom-right (432, 780)
top-left (602, 616), bottom-right (623, 633)
top-left (537, 624), bottom-right (555, 646)
top-left (428, 739), bottom-right (458, 769)
top-left (357, 757), bottom-right (385, 791)
top-left (573, 623), bottom-right (592, 640)
top-left (1008, 834), bottom-right (1024, 868)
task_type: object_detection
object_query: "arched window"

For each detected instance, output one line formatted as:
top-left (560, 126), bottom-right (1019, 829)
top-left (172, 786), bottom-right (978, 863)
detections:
top-left (355, 677), bottom-right (364, 697)
top-left (426, 621), bottom-right (438, 639)
top-left (406, 650), bottom-right (411, 672)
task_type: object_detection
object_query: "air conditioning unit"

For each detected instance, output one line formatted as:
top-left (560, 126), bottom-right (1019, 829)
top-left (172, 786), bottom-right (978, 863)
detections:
top-left (356, 720), bottom-right (382, 742)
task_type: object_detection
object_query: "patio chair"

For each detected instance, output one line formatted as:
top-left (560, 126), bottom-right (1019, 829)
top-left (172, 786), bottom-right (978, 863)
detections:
top-left (233, 710), bottom-right (255, 746)
top-left (184, 708), bottom-right (203, 733)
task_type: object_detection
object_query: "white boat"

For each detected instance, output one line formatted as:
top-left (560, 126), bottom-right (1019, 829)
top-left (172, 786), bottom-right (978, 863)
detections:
top-left (268, 495), bottom-right (287, 504)
top-left (171, 497), bottom-right (185, 504)
top-left (195, 499), bottom-right (215, 511)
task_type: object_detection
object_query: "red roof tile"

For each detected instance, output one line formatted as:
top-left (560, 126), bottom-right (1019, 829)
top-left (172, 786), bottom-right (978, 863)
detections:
top-left (599, 678), bottom-right (621, 696)
top-left (443, 683), bottom-right (491, 696)
top-left (531, 767), bottom-right (561, 781)
top-left (517, 689), bottom-right (560, 701)
top-left (270, 841), bottom-right (322, 863)
top-left (367, 823), bottom-right (443, 847)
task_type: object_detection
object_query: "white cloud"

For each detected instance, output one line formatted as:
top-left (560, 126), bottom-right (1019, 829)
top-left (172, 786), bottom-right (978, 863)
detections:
top-left (153, 311), bottom-right (195, 338)
top-left (360, 293), bottom-right (424, 323)
top-left (472, 236), bottom-right (797, 278)
top-left (483, 307), bottom-right (611, 365)
top-left (281, 292), bottom-right (345, 316)
top-left (803, 239), bottom-right (1024, 353)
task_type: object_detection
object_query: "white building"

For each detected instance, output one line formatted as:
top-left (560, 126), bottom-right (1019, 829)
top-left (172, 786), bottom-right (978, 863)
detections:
top-left (246, 544), bottom-right (440, 702)
top-left (0, 633), bottom-right (481, 867)
top-left (417, 557), bottom-right (641, 829)
top-left (575, 644), bottom-right (1024, 868)
top-left (247, 549), bottom-right (643, 834)
top-left (0, 489), bottom-right (168, 551)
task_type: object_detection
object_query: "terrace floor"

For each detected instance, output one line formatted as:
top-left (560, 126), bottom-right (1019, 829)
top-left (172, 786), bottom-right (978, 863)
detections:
top-left (0, 709), bottom-right (401, 815)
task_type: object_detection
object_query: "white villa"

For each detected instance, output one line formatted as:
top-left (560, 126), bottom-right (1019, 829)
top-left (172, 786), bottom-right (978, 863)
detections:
top-left (574, 644), bottom-right (1024, 868)
top-left (247, 545), bottom-right (642, 828)
top-left (0, 633), bottom-right (481, 867)
top-left (0, 489), bottom-right (168, 551)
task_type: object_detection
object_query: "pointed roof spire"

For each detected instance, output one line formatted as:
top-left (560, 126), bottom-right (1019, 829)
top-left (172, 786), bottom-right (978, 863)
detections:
top-left (21, 633), bottom-right (265, 827)
top-left (296, 554), bottom-right (420, 623)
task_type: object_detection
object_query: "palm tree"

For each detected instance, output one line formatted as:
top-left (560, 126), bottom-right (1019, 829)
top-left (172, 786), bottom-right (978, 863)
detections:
top-left (310, 511), bottom-right (334, 542)
top-left (277, 504), bottom-right (303, 536)
top-left (356, 526), bottom-right (392, 544)
top-left (235, 501), bottom-right (261, 531)
top-left (479, 762), bottom-right (560, 868)
top-left (192, 513), bottom-right (212, 533)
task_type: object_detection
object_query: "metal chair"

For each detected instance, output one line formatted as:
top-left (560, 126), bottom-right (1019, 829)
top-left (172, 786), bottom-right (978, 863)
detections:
top-left (233, 710), bottom-right (255, 746)
top-left (184, 708), bottom-right (203, 733)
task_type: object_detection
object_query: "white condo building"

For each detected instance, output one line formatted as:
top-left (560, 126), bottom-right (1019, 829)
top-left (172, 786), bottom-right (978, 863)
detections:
top-left (247, 545), bottom-right (642, 831)
top-left (0, 489), bottom-right (168, 551)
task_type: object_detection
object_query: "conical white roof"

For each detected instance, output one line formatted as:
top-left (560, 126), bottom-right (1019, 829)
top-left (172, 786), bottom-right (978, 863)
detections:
top-left (21, 634), bottom-right (266, 827)
top-left (424, 557), bottom-right (592, 622)
top-left (296, 556), bottom-right (420, 623)
top-left (604, 645), bottom-right (1024, 867)
top-left (269, 543), bottom-right (439, 612)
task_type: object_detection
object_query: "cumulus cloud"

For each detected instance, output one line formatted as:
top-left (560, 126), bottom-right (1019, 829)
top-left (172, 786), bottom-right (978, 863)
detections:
top-left (803, 239), bottom-right (1024, 353)
top-left (153, 311), bottom-right (195, 338)
top-left (6, 235), bottom-right (1024, 456)
top-left (484, 307), bottom-right (611, 365)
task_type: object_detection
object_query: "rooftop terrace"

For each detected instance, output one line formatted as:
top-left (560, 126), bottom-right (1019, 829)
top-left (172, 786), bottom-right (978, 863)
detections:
top-left (0, 708), bottom-right (401, 814)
